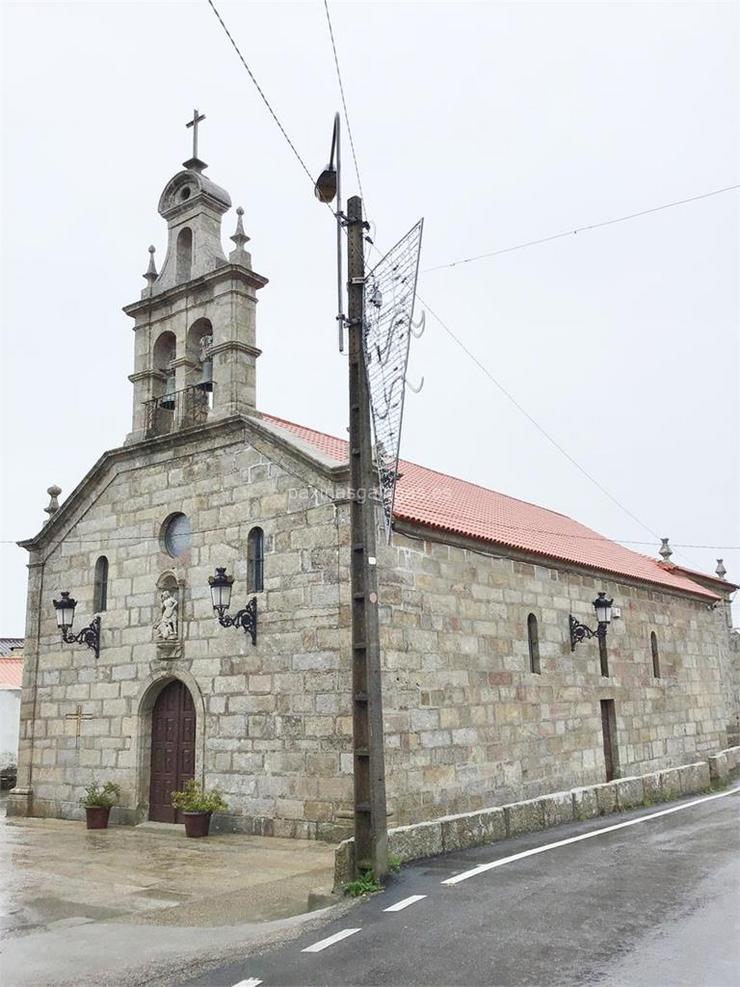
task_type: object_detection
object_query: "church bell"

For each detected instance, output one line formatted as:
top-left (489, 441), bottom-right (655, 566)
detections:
top-left (197, 355), bottom-right (213, 392)
top-left (161, 372), bottom-right (176, 409)
top-left (196, 335), bottom-right (214, 392)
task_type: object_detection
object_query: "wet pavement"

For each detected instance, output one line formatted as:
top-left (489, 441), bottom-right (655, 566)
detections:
top-left (0, 797), bottom-right (338, 985)
top-left (194, 788), bottom-right (739, 987)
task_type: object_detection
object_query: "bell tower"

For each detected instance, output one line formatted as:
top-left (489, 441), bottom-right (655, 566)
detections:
top-left (124, 111), bottom-right (268, 443)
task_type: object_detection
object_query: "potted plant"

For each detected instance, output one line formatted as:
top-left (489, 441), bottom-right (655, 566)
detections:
top-left (171, 779), bottom-right (228, 838)
top-left (80, 781), bottom-right (121, 830)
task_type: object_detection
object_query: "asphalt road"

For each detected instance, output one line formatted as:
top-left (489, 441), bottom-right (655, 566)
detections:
top-left (184, 787), bottom-right (740, 987)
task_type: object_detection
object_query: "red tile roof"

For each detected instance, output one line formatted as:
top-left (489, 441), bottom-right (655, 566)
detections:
top-left (264, 414), bottom-right (721, 600)
top-left (658, 561), bottom-right (738, 591)
top-left (0, 658), bottom-right (23, 689)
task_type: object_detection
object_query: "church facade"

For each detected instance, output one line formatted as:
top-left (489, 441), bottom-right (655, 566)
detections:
top-left (10, 130), bottom-right (738, 840)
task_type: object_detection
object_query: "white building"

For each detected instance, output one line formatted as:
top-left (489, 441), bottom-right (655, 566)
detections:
top-left (0, 639), bottom-right (24, 786)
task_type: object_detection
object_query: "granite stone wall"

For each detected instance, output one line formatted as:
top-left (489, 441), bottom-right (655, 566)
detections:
top-left (12, 420), bottom-right (355, 841)
top-left (10, 420), bottom-right (737, 841)
top-left (376, 527), bottom-right (735, 826)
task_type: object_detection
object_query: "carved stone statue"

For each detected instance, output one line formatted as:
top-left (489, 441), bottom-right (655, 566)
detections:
top-left (155, 590), bottom-right (179, 640)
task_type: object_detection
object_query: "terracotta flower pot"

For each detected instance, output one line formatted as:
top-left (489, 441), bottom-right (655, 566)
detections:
top-left (183, 811), bottom-right (212, 838)
top-left (85, 806), bottom-right (111, 830)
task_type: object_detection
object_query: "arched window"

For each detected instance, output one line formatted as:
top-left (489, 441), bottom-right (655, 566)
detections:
top-left (651, 631), bottom-right (660, 678)
top-left (247, 527), bottom-right (264, 593)
top-left (527, 613), bottom-right (541, 674)
top-left (152, 331), bottom-right (177, 407)
top-left (93, 556), bottom-right (109, 612)
top-left (153, 330), bottom-right (176, 371)
top-left (186, 317), bottom-right (214, 400)
top-left (176, 227), bottom-right (193, 282)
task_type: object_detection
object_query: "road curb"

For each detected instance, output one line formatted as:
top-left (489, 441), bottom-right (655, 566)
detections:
top-left (334, 743), bottom-right (740, 886)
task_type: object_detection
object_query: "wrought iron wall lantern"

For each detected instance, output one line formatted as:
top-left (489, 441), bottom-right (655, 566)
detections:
top-left (209, 567), bottom-right (257, 645)
top-left (52, 592), bottom-right (101, 659)
top-left (569, 592), bottom-right (614, 652)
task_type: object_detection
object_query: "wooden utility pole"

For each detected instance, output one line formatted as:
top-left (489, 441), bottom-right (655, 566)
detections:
top-left (346, 194), bottom-right (388, 879)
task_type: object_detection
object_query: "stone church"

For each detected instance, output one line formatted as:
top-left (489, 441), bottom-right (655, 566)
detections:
top-left (10, 125), bottom-right (738, 840)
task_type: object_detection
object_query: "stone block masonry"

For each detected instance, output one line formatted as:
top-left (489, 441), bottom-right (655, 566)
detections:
top-left (707, 744), bottom-right (740, 786)
top-left (10, 420), bottom-right (356, 841)
top-left (334, 751), bottom-right (729, 886)
top-left (9, 408), bottom-right (738, 847)
top-left (377, 527), bottom-right (736, 828)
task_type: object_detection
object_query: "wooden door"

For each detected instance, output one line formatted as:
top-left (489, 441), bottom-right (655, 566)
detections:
top-left (600, 699), bottom-right (619, 782)
top-left (149, 680), bottom-right (195, 822)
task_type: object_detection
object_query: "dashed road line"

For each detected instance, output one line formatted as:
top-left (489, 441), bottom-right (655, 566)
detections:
top-left (232, 979), bottom-right (263, 987)
top-left (384, 894), bottom-right (428, 912)
top-left (442, 787), bottom-right (739, 886)
top-left (301, 928), bottom-right (362, 952)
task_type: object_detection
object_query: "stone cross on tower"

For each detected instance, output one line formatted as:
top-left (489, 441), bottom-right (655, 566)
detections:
top-left (184, 109), bottom-right (206, 172)
top-left (186, 109), bottom-right (205, 157)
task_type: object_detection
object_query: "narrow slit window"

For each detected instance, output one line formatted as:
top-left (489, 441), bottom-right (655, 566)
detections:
top-left (93, 555), bottom-right (109, 612)
top-left (651, 631), bottom-right (660, 678)
top-left (176, 227), bottom-right (193, 282)
top-left (527, 613), bottom-right (541, 674)
top-left (247, 527), bottom-right (264, 593)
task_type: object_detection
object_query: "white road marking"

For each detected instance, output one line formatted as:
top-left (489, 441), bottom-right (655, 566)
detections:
top-left (384, 894), bottom-right (427, 912)
top-left (232, 980), bottom-right (262, 987)
top-left (301, 928), bottom-right (362, 952)
top-left (443, 786), bottom-right (739, 886)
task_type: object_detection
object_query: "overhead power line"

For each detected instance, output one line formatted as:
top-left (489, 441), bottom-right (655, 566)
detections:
top-left (415, 290), bottom-right (664, 541)
top-left (204, 0), bottom-right (724, 573)
top-left (422, 184), bottom-right (740, 273)
top-left (413, 292), bottom-right (729, 575)
top-left (323, 0), bottom-right (366, 207)
top-left (206, 0), bottom-right (316, 187)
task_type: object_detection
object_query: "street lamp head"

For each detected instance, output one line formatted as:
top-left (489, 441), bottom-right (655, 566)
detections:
top-left (314, 165), bottom-right (338, 204)
top-left (53, 591), bottom-right (77, 631)
top-left (593, 592), bottom-right (614, 625)
top-left (209, 567), bottom-right (234, 615)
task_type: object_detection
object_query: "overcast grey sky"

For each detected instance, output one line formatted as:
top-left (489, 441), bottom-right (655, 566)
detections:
top-left (1, 0), bottom-right (738, 636)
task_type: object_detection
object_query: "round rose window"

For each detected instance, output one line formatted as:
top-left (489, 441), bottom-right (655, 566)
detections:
top-left (162, 513), bottom-right (192, 557)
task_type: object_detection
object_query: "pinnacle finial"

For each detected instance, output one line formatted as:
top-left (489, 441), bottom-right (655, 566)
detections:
top-left (44, 485), bottom-right (62, 518)
top-left (659, 537), bottom-right (673, 563)
top-left (715, 559), bottom-right (727, 580)
top-left (231, 206), bottom-right (250, 249)
top-left (143, 245), bottom-right (158, 284)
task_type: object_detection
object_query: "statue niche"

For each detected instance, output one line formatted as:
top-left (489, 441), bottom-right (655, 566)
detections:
top-left (154, 571), bottom-right (185, 659)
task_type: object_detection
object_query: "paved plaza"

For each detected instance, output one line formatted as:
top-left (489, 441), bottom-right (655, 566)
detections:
top-left (0, 799), bottom-right (337, 985)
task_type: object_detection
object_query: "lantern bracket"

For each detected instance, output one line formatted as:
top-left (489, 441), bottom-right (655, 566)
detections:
top-left (569, 614), bottom-right (607, 652)
top-left (215, 597), bottom-right (257, 645)
top-left (61, 616), bottom-right (101, 660)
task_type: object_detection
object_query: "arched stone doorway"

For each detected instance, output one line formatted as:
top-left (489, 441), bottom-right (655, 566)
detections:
top-left (149, 679), bottom-right (195, 822)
